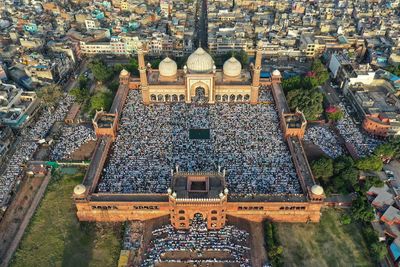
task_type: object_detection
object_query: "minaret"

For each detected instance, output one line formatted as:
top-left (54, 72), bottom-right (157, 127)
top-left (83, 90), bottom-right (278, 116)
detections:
top-left (250, 40), bottom-right (263, 104)
top-left (137, 43), bottom-right (150, 104)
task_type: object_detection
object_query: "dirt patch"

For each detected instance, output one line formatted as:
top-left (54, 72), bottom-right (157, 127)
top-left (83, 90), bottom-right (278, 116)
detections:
top-left (69, 140), bottom-right (97, 160)
top-left (0, 175), bottom-right (44, 261)
top-left (302, 141), bottom-right (327, 162)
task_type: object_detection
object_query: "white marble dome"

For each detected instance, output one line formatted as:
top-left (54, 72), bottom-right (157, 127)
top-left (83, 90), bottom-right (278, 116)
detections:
top-left (223, 57), bottom-right (242, 77)
top-left (159, 57), bottom-right (177, 76)
top-left (74, 184), bottom-right (86, 195)
top-left (186, 47), bottom-right (214, 73)
top-left (272, 69), bottom-right (281, 76)
top-left (311, 185), bottom-right (324, 195)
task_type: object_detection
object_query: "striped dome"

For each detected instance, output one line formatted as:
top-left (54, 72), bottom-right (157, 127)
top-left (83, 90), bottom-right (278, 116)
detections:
top-left (159, 57), bottom-right (177, 77)
top-left (186, 48), bottom-right (214, 73)
top-left (223, 57), bottom-right (242, 77)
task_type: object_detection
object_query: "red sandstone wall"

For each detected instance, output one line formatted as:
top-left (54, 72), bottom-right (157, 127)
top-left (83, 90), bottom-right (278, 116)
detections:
top-left (76, 200), bottom-right (323, 224)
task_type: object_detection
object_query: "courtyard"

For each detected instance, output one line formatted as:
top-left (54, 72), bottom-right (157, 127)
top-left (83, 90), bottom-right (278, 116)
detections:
top-left (98, 89), bottom-right (301, 195)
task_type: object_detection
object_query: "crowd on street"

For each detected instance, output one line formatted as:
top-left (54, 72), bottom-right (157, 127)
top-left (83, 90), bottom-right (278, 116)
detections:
top-left (99, 89), bottom-right (301, 195)
top-left (304, 126), bottom-right (344, 159)
top-left (50, 124), bottom-right (95, 160)
top-left (141, 214), bottom-right (251, 267)
top-left (336, 102), bottom-right (382, 157)
top-left (0, 95), bottom-right (74, 207)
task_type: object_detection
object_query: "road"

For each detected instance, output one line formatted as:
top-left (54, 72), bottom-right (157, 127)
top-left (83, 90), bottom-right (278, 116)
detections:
top-left (63, 59), bottom-right (89, 93)
top-left (193, 0), bottom-right (208, 48)
top-left (320, 80), bottom-right (341, 105)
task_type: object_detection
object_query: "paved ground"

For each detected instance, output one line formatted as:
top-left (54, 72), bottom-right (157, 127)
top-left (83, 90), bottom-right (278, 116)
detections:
top-left (384, 160), bottom-right (400, 181)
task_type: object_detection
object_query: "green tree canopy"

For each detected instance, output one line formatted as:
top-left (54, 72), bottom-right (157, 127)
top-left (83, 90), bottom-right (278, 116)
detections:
top-left (124, 58), bottom-right (139, 75)
top-left (327, 108), bottom-right (344, 121)
top-left (90, 92), bottom-right (113, 114)
top-left (355, 156), bottom-right (383, 171)
top-left (309, 59), bottom-right (329, 87)
top-left (37, 84), bottom-right (63, 108)
top-left (311, 157), bottom-right (333, 181)
top-left (70, 87), bottom-right (89, 104)
top-left (374, 143), bottom-right (396, 159)
top-left (88, 59), bottom-right (113, 83)
top-left (287, 88), bottom-right (324, 120)
top-left (333, 156), bottom-right (354, 175)
top-left (351, 195), bottom-right (375, 222)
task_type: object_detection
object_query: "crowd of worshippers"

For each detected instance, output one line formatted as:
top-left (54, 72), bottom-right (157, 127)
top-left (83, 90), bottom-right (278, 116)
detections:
top-left (50, 125), bottom-right (95, 160)
top-left (304, 126), bottom-right (345, 159)
top-left (98, 89), bottom-right (301, 195)
top-left (336, 102), bottom-right (381, 157)
top-left (0, 95), bottom-right (74, 206)
top-left (141, 214), bottom-right (251, 267)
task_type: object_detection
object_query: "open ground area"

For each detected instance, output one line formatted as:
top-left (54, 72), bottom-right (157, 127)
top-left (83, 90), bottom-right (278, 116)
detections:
top-left (10, 169), bottom-right (122, 267)
top-left (276, 209), bottom-right (373, 267)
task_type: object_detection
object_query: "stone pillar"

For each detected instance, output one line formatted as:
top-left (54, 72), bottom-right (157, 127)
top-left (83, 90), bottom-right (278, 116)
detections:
top-left (137, 46), bottom-right (148, 87)
top-left (142, 86), bottom-right (150, 105)
top-left (250, 86), bottom-right (259, 104)
top-left (252, 41), bottom-right (263, 87)
top-left (250, 41), bottom-right (263, 104)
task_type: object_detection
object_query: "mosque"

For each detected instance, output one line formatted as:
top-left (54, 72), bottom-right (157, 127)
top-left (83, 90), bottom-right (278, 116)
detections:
top-left (131, 41), bottom-right (282, 105)
top-left (74, 43), bottom-right (325, 230)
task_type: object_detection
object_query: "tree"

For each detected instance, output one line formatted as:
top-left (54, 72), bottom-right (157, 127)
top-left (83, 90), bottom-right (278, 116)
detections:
top-left (371, 242), bottom-right (387, 261)
top-left (326, 108), bottom-right (344, 121)
top-left (355, 156), bottom-right (383, 171)
top-left (37, 84), bottom-right (62, 108)
top-left (309, 59), bottom-right (329, 87)
top-left (232, 50), bottom-right (249, 66)
top-left (287, 88), bottom-right (324, 120)
top-left (78, 75), bottom-right (89, 89)
top-left (333, 156), bottom-right (354, 175)
top-left (374, 143), bottom-right (396, 160)
top-left (267, 245), bottom-right (283, 259)
top-left (351, 196), bottom-right (375, 222)
top-left (90, 92), bottom-right (113, 114)
top-left (124, 58), bottom-right (138, 75)
top-left (150, 59), bottom-right (162, 69)
top-left (88, 59), bottom-right (112, 82)
top-left (340, 214), bottom-right (352, 225)
top-left (311, 157), bottom-right (333, 181)
top-left (69, 87), bottom-right (89, 104)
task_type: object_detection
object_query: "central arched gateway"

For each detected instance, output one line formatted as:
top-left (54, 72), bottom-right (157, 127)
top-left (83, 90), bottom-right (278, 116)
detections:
top-left (188, 81), bottom-right (211, 103)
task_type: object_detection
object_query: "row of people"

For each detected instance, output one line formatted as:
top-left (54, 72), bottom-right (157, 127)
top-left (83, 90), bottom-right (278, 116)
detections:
top-left (50, 124), bottom-right (95, 160)
top-left (98, 89), bottom-right (301, 195)
top-left (304, 126), bottom-right (344, 159)
top-left (0, 95), bottom-right (74, 207)
top-left (141, 214), bottom-right (251, 267)
top-left (336, 102), bottom-right (381, 157)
